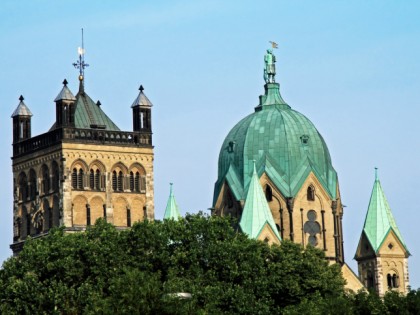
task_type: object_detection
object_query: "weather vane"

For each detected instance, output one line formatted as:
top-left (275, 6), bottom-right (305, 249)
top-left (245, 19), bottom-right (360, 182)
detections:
top-left (73, 28), bottom-right (89, 81)
top-left (269, 41), bottom-right (278, 49)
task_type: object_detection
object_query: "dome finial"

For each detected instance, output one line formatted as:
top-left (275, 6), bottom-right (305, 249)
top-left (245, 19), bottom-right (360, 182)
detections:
top-left (63, 79), bottom-right (68, 86)
top-left (264, 41), bottom-right (278, 84)
top-left (19, 95), bottom-right (24, 102)
top-left (139, 85), bottom-right (144, 92)
top-left (375, 167), bottom-right (378, 180)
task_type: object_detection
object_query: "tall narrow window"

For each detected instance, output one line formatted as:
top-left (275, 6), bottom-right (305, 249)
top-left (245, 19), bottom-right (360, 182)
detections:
top-left (29, 170), bottom-right (37, 200)
top-left (392, 274), bottom-right (399, 288)
top-left (112, 171), bottom-right (117, 191)
top-left (307, 186), bottom-right (315, 201)
top-left (90, 170), bottom-right (95, 189)
top-left (387, 274), bottom-right (392, 288)
top-left (86, 205), bottom-right (91, 226)
top-left (127, 208), bottom-right (131, 227)
top-left (367, 271), bottom-right (374, 289)
top-left (95, 170), bottom-right (100, 190)
top-left (78, 169), bottom-right (84, 190)
top-left (265, 185), bottom-right (273, 202)
top-left (130, 172), bottom-right (134, 191)
top-left (135, 172), bottom-right (140, 192)
top-left (72, 168), bottom-right (78, 189)
top-left (118, 171), bottom-right (123, 191)
top-left (103, 204), bottom-right (107, 221)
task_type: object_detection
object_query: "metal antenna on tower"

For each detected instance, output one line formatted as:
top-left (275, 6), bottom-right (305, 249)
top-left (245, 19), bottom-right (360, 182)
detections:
top-left (73, 28), bottom-right (89, 82)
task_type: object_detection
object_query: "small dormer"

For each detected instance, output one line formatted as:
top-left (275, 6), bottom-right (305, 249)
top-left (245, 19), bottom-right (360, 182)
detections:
top-left (11, 95), bottom-right (33, 143)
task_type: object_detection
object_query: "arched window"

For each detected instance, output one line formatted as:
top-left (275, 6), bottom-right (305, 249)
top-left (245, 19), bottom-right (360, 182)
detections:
top-left (78, 169), bottom-right (84, 189)
top-left (307, 186), bottom-right (315, 201)
top-left (265, 185), bottom-right (273, 202)
top-left (128, 164), bottom-right (146, 193)
top-left (112, 171), bottom-right (117, 191)
top-left (387, 273), bottom-right (399, 288)
top-left (72, 168), bottom-right (78, 189)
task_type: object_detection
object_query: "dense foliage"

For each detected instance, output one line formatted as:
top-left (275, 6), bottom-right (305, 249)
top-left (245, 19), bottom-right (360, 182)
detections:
top-left (0, 213), bottom-right (418, 314)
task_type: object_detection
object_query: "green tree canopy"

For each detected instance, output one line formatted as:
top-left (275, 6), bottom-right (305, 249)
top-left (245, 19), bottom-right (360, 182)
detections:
top-left (0, 213), bottom-right (352, 314)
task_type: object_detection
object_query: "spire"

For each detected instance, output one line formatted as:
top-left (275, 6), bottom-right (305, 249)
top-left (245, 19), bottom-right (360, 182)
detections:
top-left (73, 28), bottom-right (89, 94)
top-left (131, 85), bottom-right (153, 108)
top-left (362, 169), bottom-right (409, 253)
top-left (54, 79), bottom-right (76, 102)
top-left (163, 183), bottom-right (182, 220)
top-left (11, 95), bottom-right (33, 117)
top-left (239, 161), bottom-right (281, 242)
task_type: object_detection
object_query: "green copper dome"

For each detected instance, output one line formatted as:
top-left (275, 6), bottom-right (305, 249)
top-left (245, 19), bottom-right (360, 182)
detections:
top-left (213, 82), bottom-right (338, 205)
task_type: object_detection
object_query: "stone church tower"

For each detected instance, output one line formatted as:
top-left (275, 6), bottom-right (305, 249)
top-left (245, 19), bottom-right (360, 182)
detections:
top-left (11, 58), bottom-right (154, 254)
top-left (355, 170), bottom-right (410, 296)
top-left (213, 49), bottom-right (344, 263)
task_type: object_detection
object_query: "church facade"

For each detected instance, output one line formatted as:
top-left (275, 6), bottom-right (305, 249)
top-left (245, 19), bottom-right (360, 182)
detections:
top-left (212, 48), bottom-right (409, 294)
top-left (11, 70), bottom-right (154, 254)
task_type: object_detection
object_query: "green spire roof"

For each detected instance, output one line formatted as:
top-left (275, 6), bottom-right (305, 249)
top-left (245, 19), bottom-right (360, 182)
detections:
top-left (163, 183), bottom-right (182, 220)
top-left (239, 162), bottom-right (281, 242)
top-left (363, 169), bottom-right (409, 253)
top-left (73, 91), bottom-right (120, 131)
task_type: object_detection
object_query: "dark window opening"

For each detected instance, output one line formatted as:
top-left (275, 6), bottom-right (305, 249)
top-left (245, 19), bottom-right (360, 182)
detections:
top-left (78, 169), bottom-right (84, 190)
top-left (90, 170), bottom-right (95, 189)
top-left (86, 205), bottom-right (91, 226)
top-left (103, 204), bottom-right (107, 221)
top-left (95, 170), bottom-right (100, 190)
top-left (135, 172), bottom-right (140, 192)
top-left (72, 168), bottom-right (78, 189)
top-left (307, 186), bottom-right (315, 201)
top-left (265, 185), bottom-right (273, 202)
top-left (130, 172), bottom-right (134, 191)
top-left (112, 171), bottom-right (117, 191)
top-left (127, 208), bottom-right (131, 227)
top-left (118, 171), bottom-right (123, 191)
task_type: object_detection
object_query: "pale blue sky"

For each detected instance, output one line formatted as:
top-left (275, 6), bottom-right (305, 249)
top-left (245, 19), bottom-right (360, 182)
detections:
top-left (1, 0), bottom-right (419, 288)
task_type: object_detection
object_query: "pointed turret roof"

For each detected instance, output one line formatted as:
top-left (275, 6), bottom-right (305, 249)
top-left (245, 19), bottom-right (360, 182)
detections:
top-left (11, 95), bottom-right (33, 118)
top-left (131, 85), bottom-right (153, 108)
top-left (239, 162), bottom-right (281, 241)
top-left (163, 183), bottom-right (182, 220)
top-left (363, 169), bottom-right (409, 253)
top-left (54, 79), bottom-right (76, 102)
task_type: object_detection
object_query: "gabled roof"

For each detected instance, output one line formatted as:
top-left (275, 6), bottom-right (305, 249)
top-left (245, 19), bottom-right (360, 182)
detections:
top-left (239, 162), bottom-right (281, 242)
top-left (362, 170), bottom-right (409, 253)
top-left (131, 85), bottom-right (153, 108)
top-left (163, 183), bottom-right (182, 220)
top-left (54, 80), bottom-right (76, 101)
top-left (11, 96), bottom-right (33, 117)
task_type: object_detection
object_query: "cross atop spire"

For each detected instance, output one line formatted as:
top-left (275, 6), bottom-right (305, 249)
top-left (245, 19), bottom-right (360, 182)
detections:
top-left (73, 28), bottom-right (89, 93)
